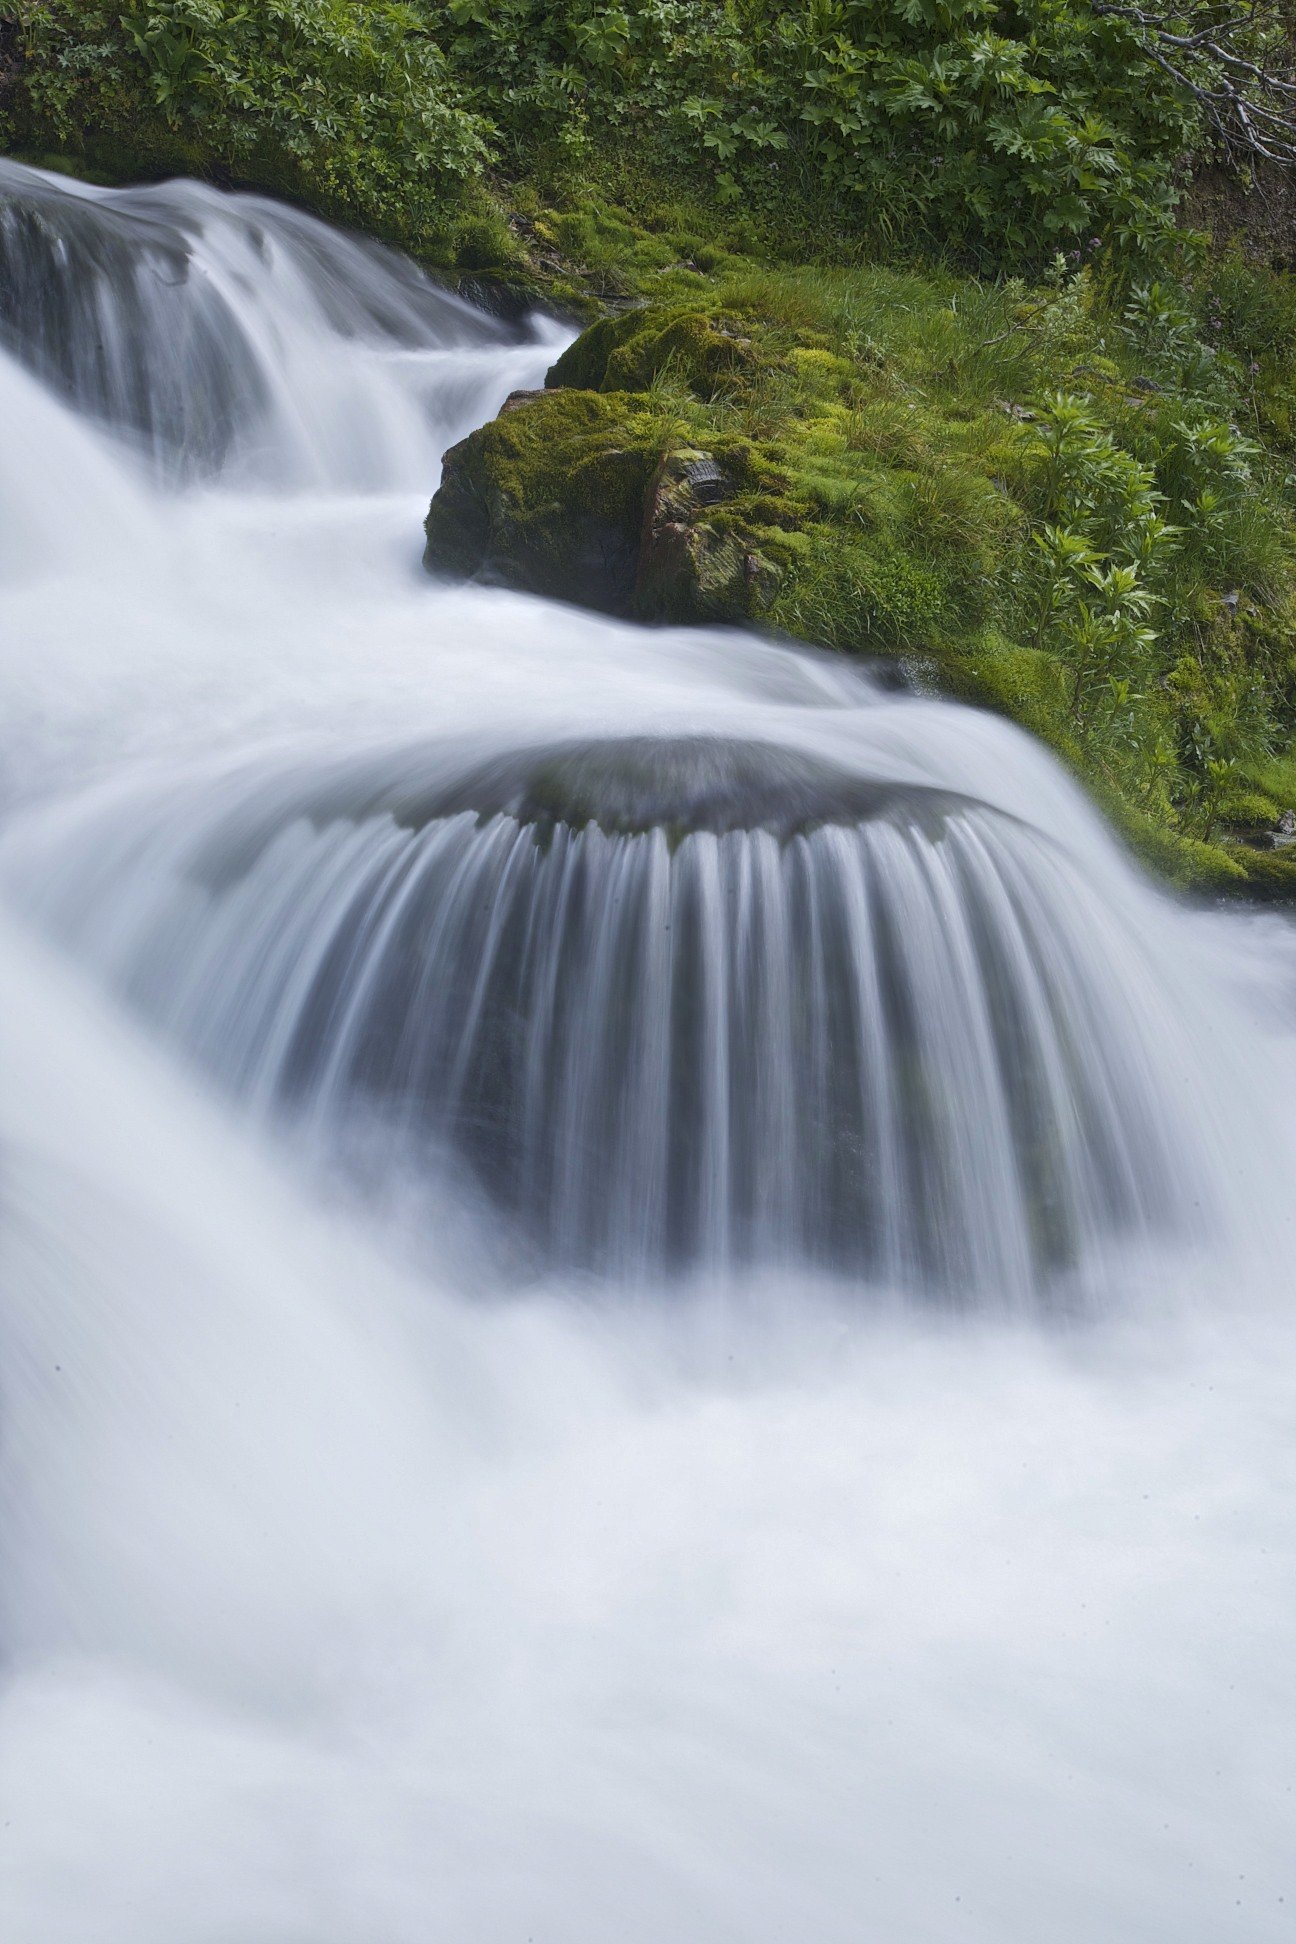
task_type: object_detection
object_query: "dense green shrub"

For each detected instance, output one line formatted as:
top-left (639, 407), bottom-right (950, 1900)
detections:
top-left (0, 0), bottom-right (1228, 265)
top-left (6, 1), bottom-right (490, 250)
top-left (427, 0), bottom-right (1199, 262)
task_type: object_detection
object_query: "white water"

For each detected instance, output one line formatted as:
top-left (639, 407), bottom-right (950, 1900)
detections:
top-left (0, 162), bottom-right (1293, 1939)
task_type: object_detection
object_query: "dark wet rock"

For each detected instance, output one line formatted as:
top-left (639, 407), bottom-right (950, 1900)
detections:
top-left (380, 735), bottom-right (966, 840)
top-left (424, 388), bottom-right (788, 625)
top-left (423, 388), bottom-right (655, 612)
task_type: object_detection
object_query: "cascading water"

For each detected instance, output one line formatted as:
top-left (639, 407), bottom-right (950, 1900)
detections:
top-left (1, 160), bottom-right (1293, 1942)
top-left (0, 158), bottom-right (523, 486)
top-left (6, 733), bottom-right (1211, 1296)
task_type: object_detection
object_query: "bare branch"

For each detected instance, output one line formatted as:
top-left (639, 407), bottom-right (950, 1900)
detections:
top-left (1091, 0), bottom-right (1296, 167)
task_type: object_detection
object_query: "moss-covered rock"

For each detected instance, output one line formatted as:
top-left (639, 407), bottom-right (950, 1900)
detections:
top-left (424, 388), bottom-right (659, 611)
top-left (547, 304), bottom-right (756, 398)
top-left (635, 448), bottom-right (786, 622)
top-left (1218, 841), bottom-right (1296, 899)
top-left (424, 389), bottom-right (792, 625)
top-left (426, 277), bottom-right (1296, 901)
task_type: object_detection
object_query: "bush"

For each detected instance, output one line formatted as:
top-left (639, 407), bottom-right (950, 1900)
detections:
top-left (427, 0), bottom-right (1199, 264)
top-left (7, 1), bottom-right (490, 250)
top-left (5, 1), bottom-right (1214, 264)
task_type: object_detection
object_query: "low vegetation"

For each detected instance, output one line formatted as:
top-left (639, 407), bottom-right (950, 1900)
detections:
top-left (6, 0), bottom-right (1292, 269)
top-left (427, 235), bottom-right (1296, 891)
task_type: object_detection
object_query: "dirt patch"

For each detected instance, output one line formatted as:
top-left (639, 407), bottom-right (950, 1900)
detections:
top-left (1184, 163), bottom-right (1296, 268)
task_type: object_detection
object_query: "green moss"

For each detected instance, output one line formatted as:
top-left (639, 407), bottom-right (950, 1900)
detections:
top-left (1120, 819), bottom-right (1251, 893)
top-left (424, 389), bottom-right (664, 610)
top-left (769, 532), bottom-right (959, 653)
top-left (546, 314), bottom-right (630, 391)
top-left (1246, 751), bottom-right (1296, 809)
top-left (1225, 845), bottom-right (1296, 898)
top-left (453, 212), bottom-right (521, 272)
top-left (605, 313), bottom-right (754, 397)
top-left (1219, 787), bottom-right (1281, 829)
top-left (941, 639), bottom-right (1073, 744)
top-left (425, 388), bottom-right (800, 627)
top-left (548, 305), bottom-right (757, 398)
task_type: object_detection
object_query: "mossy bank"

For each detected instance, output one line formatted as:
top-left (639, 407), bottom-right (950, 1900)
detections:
top-left (426, 261), bottom-right (1296, 898)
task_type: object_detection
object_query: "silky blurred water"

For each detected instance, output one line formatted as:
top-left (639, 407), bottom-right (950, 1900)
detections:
top-left (0, 161), bottom-right (1293, 1941)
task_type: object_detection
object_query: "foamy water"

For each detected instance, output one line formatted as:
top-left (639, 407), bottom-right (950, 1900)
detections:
top-left (0, 160), bottom-right (1292, 1941)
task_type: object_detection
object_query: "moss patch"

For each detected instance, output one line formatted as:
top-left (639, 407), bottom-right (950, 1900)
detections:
top-left (424, 388), bottom-right (662, 612)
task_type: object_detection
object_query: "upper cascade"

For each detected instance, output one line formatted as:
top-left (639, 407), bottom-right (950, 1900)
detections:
top-left (0, 159), bottom-right (528, 487)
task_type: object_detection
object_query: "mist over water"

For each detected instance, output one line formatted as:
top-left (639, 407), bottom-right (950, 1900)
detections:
top-left (0, 161), bottom-right (1293, 1940)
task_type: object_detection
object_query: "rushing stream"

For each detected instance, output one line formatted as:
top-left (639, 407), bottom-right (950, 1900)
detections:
top-left (0, 161), bottom-right (1293, 1941)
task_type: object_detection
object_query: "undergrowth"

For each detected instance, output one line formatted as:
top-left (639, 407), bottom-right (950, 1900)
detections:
top-left (1, 1), bottom-right (1205, 266)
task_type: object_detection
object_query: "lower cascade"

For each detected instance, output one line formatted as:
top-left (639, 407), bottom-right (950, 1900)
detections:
top-left (10, 733), bottom-right (1205, 1294)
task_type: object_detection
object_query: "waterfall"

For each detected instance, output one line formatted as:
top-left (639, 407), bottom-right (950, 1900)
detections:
top-left (1, 160), bottom-right (1293, 1944)
top-left (6, 733), bottom-right (1211, 1298)
top-left (0, 157), bottom-right (543, 488)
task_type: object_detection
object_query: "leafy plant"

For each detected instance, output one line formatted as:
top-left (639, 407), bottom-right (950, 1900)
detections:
top-left (414, 0), bottom-right (1203, 264)
top-left (10, 1), bottom-right (491, 252)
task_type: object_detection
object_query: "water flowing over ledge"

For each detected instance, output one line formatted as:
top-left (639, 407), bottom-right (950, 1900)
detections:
top-left (0, 156), bottom-right (538, 489)
top-left (8, 731), bottom-right (1213, 1299)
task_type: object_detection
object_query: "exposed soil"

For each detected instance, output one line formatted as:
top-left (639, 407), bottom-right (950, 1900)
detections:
top-left (1186, 162), bottom-right (1296, 268)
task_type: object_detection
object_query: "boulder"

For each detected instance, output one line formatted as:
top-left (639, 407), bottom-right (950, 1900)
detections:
top-left (424, 387), bottom-right (786, 625)
top-left (423, 388), bottom-right (656, 612)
